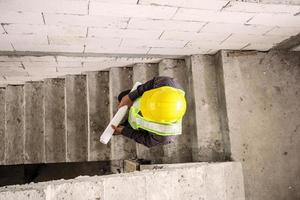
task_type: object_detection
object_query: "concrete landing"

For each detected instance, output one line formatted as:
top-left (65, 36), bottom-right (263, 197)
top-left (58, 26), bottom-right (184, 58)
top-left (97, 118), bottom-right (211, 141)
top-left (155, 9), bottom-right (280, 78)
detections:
top-left (0, 162), bottom-right (245, 200)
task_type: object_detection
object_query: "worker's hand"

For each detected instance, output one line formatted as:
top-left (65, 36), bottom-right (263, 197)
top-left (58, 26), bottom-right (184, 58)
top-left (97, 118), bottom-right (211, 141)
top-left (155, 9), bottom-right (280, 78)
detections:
top-left (111, 125), bottom-right (124, 135)
top-left (118, 95), bottom-right (133, 109)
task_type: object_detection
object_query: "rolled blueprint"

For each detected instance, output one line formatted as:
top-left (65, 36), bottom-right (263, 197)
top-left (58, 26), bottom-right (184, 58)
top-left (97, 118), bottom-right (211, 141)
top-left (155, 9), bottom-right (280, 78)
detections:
top-left (100, 82), bottom-right (141, 144)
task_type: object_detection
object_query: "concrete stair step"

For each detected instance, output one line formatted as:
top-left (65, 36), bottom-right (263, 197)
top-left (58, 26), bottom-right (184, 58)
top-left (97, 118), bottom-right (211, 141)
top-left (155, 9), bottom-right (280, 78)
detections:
top-left (65, 75), bottom-right (88, 162)
top-left (86, 71), bottom-right (111, 161)
top-left (0, 88), bottom-right (5, 165)
top-left (24, 81), bottom-right (44, 164)
top-left (132, 63), bottom-right (164, 163)
top-left (158, 59), bottom-right (193, 163)
top-left (44, 78), bottom-right (66, 163)
top-left (4, 85), bottom-right (24, 165)
top-left (186, 54), bottom-right (230, 162)
top-left (109, 67), bottom-right (136, 161)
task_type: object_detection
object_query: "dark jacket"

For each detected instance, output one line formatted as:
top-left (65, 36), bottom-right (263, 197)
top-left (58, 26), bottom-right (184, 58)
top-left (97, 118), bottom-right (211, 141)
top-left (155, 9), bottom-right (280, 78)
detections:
top-left (121, 76), bottom-right (183, 148)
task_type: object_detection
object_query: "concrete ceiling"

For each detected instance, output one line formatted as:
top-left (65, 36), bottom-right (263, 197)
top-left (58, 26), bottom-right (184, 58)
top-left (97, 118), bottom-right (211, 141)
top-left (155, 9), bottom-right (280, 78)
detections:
top-left (0, 0), bottom-right (300, 86)
top-left (0, 0), bottom-right (299, 55)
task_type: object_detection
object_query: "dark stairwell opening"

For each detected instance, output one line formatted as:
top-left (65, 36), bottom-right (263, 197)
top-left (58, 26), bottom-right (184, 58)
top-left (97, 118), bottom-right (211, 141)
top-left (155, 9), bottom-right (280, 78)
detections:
top-left (0, 161), bottom-right (113, 187)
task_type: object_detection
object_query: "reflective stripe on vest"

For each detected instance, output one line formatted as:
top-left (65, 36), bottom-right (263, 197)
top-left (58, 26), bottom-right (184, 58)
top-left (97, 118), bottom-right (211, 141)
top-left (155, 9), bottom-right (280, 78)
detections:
top-left (128, 98), bottom-right (182, 136)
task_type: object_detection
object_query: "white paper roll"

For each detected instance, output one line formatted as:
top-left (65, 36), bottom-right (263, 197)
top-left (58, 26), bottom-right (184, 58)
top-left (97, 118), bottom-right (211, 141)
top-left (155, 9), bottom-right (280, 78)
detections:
top-left (100, 105), bottom-right (128, 144)
top-left (100, 82), bottom-right (142, 144)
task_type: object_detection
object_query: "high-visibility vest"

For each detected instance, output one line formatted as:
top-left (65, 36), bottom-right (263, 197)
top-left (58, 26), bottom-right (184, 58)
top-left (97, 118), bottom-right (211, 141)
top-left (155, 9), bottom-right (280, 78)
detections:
top-left (128, 98), bottom-right (183, 136)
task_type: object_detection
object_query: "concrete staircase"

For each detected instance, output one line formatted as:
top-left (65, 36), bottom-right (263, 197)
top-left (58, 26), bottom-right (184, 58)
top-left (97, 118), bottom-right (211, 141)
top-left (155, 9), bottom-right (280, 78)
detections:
top-left (0, 53), bottom-right (231, 166)
top-left (1, 50), bottom-right (299, 200)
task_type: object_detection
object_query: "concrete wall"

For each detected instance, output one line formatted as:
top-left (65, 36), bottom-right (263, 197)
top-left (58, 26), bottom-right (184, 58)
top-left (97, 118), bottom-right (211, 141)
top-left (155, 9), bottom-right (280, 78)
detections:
top-left (221, 50), bottom-right (300, 200)
top-left (0, 162), bottom-right (245, 200)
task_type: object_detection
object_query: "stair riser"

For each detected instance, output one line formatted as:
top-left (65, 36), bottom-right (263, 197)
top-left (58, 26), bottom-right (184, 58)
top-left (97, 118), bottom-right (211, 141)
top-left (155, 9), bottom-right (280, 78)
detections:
top-left (24, 82), bottom-right (45, 164)
top-left (44, 79), bottom-right (66, 163)
top-left (159, 59), bottom-right (193, 163)
top-left (132, 63), bottom-right (164, 163)
top-left (65, 75), bottom-right (88, 162)
top-left (5, 85), bottom-right (24, 165)
top-left (187, 55), bottom-right (230, 162)
top-left (0, 88), bottom-right (5, 165)
top-left (109, 67), bottom-right (136, 161)
top-left (87, 71), bottom-right (111, 161)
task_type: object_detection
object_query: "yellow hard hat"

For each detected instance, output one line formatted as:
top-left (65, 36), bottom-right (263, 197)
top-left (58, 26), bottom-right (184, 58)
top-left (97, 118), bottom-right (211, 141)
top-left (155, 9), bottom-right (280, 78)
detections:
top-left (140, 86), bottom-right (186, 123)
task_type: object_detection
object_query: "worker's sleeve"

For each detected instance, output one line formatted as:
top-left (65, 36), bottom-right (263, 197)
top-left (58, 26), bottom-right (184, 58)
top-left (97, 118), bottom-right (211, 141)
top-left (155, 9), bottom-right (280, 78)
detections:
top-left (128, 76), bottom-right (183, 101)
top-left (121, 126), bottom-right (174, 148)
top-left (127, 78), bottom-right (155, 101)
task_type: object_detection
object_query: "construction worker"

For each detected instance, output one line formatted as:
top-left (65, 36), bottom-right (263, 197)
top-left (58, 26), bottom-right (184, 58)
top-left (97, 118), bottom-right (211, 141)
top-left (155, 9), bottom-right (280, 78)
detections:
top-left (112, 76), bottom-right (186, 148)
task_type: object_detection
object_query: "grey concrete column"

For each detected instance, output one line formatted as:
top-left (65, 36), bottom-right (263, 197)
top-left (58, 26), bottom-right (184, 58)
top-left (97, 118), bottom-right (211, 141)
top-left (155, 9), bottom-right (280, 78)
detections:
top-left (132, 63), bottom-right (164, 163)
top-left (44, 78), bottom-right (66, 163)
top-left (87, 71), bottom-right (111, 161)
top-left (0, 88), bottom-right (5, 165)
top-left (24, 81), bottom-right (45, 164)
top-left (5, 85), bottom-right (24, 165)
top-left (109, 67), bottom-right (136, 160)
top-left (186, 54), bottom-right (230, 162)
top-left (158, 59), bottom-right (193, 163)
top-left (65, 75), bottom-right (88, 162)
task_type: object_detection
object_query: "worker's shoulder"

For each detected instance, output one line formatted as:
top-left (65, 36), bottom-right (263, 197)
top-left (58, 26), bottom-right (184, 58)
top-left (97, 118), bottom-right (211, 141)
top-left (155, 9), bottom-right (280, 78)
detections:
top-left (153, 76), bottom-right (183, 90)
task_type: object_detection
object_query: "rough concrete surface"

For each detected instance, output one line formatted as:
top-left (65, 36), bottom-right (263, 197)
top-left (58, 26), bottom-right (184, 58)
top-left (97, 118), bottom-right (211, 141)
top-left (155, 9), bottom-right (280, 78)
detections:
top-left (24, 81), bottom-right (45, 164)
top-left (87, 71), bottom-right (111, 161)
top-left (221, 50), bottom-right (300, 200)
top-left (44, 78), bottom-right (66, 163)
top-left (186, 55), bottom-right (230, 162)
top-left (0, 88), bottom-right (5, 165)
top-left (44, 180), bottom-right (104, 200)
top-left (132, 63), bottom-right (164, 163)
top-left (1, 1), bottom-right (300, 57)
top-left (0, 162), bottom-right (245, 200)
top-left (0, 189), bottom-right (45, 200)
top-left (109, 67), bottom-right (136, 161)
top-left (158, 59), bottom-right (193, 163)
top-left (140, 162), bottom-right (207, 171)
top-left (4, 85), bottom-right (24, 165)
top-left (65, 75), bottom-right (88, 162)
